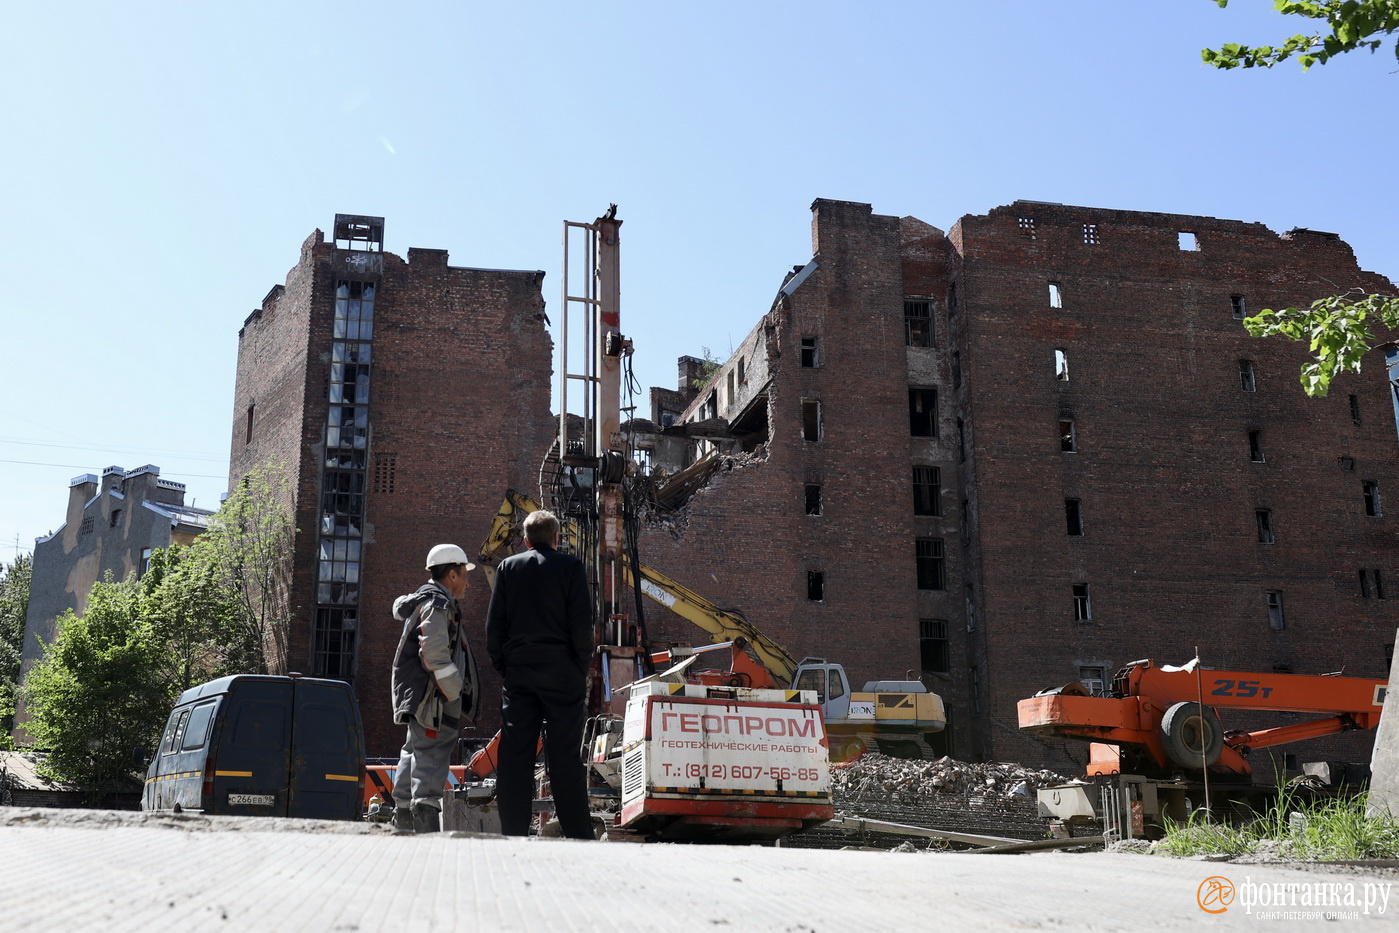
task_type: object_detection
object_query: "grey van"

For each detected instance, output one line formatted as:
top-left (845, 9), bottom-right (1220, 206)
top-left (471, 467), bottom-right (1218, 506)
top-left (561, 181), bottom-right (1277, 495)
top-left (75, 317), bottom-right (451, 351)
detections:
top-left (142, 674), bottom-right (364, 821)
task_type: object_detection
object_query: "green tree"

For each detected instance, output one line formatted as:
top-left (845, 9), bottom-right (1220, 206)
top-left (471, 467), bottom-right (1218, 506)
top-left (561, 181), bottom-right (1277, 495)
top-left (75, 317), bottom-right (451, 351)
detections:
top-left (139, 546), bottom-right (248, 693)
top-left (20, 464), bottom-right (295, 792)
top-left (1243, 292), bottom-right (1399, 397)
top-left (1206, 1), bottom-right (1399, 396)
top-left (1203, 1), bottom-right (1399, 71)
top-left (193, 465), bottom-right (295, 673)
top-left (0, 554), bottom-right (32, 750)
top-left (21, 577), bottom-right (169, 797)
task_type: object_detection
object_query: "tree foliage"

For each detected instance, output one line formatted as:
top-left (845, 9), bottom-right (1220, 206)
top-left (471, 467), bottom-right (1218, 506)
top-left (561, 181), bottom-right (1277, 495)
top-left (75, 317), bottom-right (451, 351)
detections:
top-left (1203, 1), bottom-right (1399, 71)
top-left (0, 555), bottom-right (32, 750)
top-left (1244, 291), bottom-right (1399, 396)
top-left (184, 465), bottom-right (295, 674)
top-left (21, 577), bottom-right (170, 796)
top-left (19, 464), bottom-right (295, 790)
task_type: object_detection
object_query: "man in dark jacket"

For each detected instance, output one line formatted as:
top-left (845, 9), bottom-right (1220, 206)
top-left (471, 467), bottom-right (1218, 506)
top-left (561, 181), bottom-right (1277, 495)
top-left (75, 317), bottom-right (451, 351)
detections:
top-left (389, 544), bottom-right (478, 834)
top-left (486, 509), bottom-right (594, 839)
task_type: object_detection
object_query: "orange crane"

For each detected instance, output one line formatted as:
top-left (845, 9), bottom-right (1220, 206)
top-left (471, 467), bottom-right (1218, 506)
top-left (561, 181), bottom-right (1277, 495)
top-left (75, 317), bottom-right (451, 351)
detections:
top-left (1018, 658), bottom-right (1387, 778)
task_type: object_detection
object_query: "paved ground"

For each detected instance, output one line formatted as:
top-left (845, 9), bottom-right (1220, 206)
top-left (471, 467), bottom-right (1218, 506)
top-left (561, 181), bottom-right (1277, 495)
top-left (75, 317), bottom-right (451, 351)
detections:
top-left (2, 808), bottom-right (1396, 931)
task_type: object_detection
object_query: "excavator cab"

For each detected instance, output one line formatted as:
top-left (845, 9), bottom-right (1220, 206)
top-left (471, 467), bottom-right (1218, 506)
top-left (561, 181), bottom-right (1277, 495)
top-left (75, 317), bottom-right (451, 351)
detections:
top-left (792, 661), bottom-right (852, 721)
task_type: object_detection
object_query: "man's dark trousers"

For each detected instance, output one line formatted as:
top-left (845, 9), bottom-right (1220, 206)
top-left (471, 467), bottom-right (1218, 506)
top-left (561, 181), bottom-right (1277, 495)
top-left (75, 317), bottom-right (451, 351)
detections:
top-left (496, 648), bottom-right (592, 839)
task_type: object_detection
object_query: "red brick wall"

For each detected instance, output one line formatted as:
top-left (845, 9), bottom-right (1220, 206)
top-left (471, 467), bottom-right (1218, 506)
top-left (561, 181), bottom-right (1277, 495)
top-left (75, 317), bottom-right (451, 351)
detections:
top-left (953, 202), bottom-right (1399, 770)
top-left (232, 227), bottom-right (553, 757)
top-left (639, 200), bottom-right (969, 748)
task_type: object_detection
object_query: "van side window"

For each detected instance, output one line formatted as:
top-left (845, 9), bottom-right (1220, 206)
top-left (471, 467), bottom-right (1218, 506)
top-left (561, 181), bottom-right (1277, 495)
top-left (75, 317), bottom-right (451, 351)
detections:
top-left (157, 713), bottom-right (182, 756)
top-left (164, 710), bottom-right (191, 755)
top-left (181, 702), bottom-right (218, 751)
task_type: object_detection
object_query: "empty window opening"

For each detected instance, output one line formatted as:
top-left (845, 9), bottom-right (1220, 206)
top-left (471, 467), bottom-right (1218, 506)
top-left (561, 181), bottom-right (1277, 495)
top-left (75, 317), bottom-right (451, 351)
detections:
top-left (905, 298), bottom-right (933, 348)
top-left (805, 483), bottom-right (823, 516)
top-left (1078, 665), bottom-right (1106, 695)
top-left (245, 404), bottom-right (255, 445)
top-left (1018, 217), bottom-right (1036, 239)
top-left (1350, 394), bottom-right (1362, 425)
top-left (965, 583), bottom-right (977, 631)
top-left (1082, 223), bottom-right (1099, 246)
top-left (737, 357), bottom-right (747, 384)
top-left (970, 665), bottom-right (982, 712)
top-left (916, 538), bottom-right (946, 590)
top-left (947, 282), bottom-right (958, 318)
top-left (959, 498), bottom-right (970, 544)
top-left (1248, 430), bottom-right (1264, 462)
top-left (801, 400), bottom-right (822, 442)
top-left (1256, 508), bottom-right (1275, 544)
top-left (1054, 349), bottom-right (1069, 381)
top-left (1231, 295), bottom-right (1247, 320)
top-left (1065, 498), bottom-right (1083, 536)
top-left (1267, 591), bottom-right (1285, 630)
top-left (913, 465), bottom-right (942, 516)
top-left (909, 388), bottom-right (938, 437)
top-left (1360, 568), bottom-right (1386, 600)
top-left (1049, 282), bottom-right (1063, 309)
top-left (1179, 231), bottom-right (1198, 251)
top-left (800, 336), bottom-right (819, 368)
top-left (919, 619), bottom-right (950, 674)
top-left (1239, 359), bottom-right (1257, 392)
top-left (1364, 481), bottom-right (1382, 517)
top-left (1060, 419), bottom-right (1077, 453)
top-left (110, 508), bottom-right (122, 528)
top-left (951, 351), bottom-right (962, 390)
top-left (807, 571), bottom-right (825, 602)
top-left (727, 368), bottom-right (736, 403)
top-left (1340, 455), bottom-right (1356, 472)
top-left (1073, 584), bottom-right (1092, 622)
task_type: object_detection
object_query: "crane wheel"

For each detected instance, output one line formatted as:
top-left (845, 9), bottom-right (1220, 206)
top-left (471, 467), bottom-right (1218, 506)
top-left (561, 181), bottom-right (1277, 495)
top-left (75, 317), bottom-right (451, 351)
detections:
top-left (1160, 701), bottom-right (1224, 769)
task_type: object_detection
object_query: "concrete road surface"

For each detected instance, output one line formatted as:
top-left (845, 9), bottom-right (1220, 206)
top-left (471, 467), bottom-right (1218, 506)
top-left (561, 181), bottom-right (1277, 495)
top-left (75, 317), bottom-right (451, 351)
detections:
top-left (1, 808), bottom-right (1395, 931)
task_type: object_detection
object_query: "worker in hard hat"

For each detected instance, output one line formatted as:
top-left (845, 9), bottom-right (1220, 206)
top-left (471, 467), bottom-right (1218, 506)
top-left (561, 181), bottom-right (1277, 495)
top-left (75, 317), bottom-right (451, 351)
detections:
top-left (486, 509), bottom-right (595, 839)
top-left (389, 543), bottom-right (480, 834)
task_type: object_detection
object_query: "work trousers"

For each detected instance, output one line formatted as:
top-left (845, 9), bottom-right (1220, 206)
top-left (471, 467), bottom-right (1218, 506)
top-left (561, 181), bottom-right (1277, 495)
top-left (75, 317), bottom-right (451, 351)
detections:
top-left (392, 718), bottom-right (456, 813)
top-left (496, 661), bottom-right (592, 839)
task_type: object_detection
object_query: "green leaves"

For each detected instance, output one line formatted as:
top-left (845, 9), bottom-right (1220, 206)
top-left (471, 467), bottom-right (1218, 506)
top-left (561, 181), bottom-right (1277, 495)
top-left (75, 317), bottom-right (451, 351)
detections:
top-left (18, 463), bottom-right (294, 791)
top-left (1203, 0), bottom-right (1399, 70)
top-left (0, 555), bottom-right (32, 750)
top-left (1244, 291), bottom-right (1399, 396)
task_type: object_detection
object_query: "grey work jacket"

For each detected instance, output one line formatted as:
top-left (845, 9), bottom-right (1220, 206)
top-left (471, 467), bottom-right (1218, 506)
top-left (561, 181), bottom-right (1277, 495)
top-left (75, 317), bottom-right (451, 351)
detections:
top-left (390, 581), bottom-right (479, 731)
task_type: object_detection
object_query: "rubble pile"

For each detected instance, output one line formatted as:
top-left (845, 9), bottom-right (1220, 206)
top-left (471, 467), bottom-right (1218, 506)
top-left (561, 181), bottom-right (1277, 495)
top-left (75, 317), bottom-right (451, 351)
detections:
top-left (832, 754), bottom-right (1076, 806)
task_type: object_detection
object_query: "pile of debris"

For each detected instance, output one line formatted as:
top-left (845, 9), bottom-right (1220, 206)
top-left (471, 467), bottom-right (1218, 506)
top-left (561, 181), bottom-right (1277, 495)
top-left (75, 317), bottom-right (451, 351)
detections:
top-left (833, 754), bottom-right (1076, 805)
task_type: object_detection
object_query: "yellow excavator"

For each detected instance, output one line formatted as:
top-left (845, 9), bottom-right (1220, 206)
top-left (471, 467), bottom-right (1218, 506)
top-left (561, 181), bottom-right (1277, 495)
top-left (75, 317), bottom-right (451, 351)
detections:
top-left (479, 490), bottom-right (947, 761)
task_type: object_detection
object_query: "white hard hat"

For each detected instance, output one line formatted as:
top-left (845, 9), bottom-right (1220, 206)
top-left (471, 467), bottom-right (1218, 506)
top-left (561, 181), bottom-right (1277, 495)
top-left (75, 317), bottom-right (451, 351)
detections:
top-left (425, 544), bottom-right (476, 571)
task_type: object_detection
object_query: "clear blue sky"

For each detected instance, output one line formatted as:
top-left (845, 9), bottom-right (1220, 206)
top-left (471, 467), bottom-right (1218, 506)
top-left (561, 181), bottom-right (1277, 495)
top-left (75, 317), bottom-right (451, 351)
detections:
top-left (3, 1), bottom-right (1396, 558)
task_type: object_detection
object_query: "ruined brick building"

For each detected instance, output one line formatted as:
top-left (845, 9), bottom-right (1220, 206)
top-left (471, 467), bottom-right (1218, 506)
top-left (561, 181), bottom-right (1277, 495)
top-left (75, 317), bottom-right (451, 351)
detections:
top-left (634, 198), bottom-right (1399, 772)
top-left (230, 215), bottom-right (553, 756)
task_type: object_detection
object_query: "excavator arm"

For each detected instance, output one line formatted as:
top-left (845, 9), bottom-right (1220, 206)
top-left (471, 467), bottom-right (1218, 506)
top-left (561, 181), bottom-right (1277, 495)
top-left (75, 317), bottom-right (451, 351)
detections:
top-left (477, 490), bottom-right (797, 687)
top-left (621, 562), bottom-right (798, 687)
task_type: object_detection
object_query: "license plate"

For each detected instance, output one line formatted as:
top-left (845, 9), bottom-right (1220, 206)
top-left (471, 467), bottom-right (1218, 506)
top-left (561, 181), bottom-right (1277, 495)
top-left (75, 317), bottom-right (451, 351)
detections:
top-left (228, 793), bottom-right (275, 807)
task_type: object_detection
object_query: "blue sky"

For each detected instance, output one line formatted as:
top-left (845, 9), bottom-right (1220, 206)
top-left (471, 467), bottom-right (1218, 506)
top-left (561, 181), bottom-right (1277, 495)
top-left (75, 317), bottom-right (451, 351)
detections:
top-left (2, 1), bottom-right (1396, 558)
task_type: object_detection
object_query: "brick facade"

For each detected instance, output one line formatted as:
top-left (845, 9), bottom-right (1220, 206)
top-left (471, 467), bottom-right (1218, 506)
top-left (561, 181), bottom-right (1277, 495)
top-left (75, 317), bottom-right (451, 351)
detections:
top-left (638, 198), bottom-right (1399, 773)
top-left (231, 218), bottom-right (553, 757)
